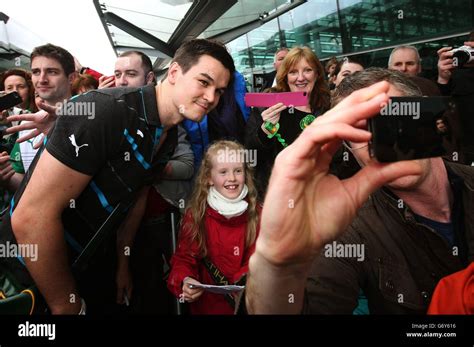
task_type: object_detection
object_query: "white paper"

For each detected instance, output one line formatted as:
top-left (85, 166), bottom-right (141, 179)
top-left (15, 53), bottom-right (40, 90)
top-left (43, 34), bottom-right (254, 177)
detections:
top-left (188, 283), bottom-right (245, 294)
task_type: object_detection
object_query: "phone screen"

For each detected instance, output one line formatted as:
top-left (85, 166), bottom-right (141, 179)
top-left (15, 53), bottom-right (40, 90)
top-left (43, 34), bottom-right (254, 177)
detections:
top-left (244, 92), bottom-right (308, 107)
top-left (368, 96), bottom-right (464, 162)
top-left (0, 91), bottom-right (22, 112)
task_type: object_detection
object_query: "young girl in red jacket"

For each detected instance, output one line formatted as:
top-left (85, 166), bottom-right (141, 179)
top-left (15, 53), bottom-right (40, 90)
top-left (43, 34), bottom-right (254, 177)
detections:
top-left (167, 140), bottom-right (260, 314)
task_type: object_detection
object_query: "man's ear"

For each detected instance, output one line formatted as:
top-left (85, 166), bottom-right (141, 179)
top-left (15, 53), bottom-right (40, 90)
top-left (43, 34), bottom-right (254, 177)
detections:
top-left (167, 62), bottom-right (180, 85)
top-left (68, 72), bottom-right (77, 85)
top-left (145, 71), bottom-right (155, 85)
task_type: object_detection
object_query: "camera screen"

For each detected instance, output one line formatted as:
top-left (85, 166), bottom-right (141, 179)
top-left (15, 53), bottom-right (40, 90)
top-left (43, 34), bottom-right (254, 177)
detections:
top-left (368, 96), bottom-right (467, 163)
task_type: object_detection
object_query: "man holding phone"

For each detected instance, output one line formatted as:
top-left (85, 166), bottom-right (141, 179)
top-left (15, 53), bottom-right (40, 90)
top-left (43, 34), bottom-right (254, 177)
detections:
top-left (245, 68), bottom-right (474, 314)
top-left (98, 50), bottom-right (155, 89)
top-left (437, 31), bottom-right (474, 165)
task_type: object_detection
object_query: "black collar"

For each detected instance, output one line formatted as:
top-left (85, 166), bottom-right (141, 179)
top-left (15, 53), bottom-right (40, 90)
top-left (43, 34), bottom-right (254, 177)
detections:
top-left (140, 84), bottom-right (161, 127)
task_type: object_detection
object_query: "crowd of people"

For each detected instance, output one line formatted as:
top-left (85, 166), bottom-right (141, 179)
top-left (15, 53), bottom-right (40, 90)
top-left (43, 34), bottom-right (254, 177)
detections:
top-left (0, 30), bottom-right (473, 316)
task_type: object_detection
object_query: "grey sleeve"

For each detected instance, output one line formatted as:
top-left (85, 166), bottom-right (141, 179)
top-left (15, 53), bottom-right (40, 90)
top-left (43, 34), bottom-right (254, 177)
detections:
top-left (164, 125), bottom-right (194, 180)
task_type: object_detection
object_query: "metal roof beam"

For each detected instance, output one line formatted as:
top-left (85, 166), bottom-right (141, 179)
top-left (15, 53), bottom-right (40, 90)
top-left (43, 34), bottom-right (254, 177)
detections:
top-left (103, 12), bottom-right (175, 57)
top-left (168, 0), bottom-right (237, 50)
top-left (209, 0), bottom-right (307, 44)
top-left (93, 0), bottom-right (117, 57)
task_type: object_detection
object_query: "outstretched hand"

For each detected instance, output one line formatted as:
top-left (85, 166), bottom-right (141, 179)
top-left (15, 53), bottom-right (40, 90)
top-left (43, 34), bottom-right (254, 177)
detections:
top-left (6, 100), bottom-right (58, 148)
top-left (255, 81), bottom-right (422, 266)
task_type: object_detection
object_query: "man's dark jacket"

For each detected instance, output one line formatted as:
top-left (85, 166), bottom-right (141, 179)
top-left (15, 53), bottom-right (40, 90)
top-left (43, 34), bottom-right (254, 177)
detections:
top-left (304, 161), bottom-right (474, 314)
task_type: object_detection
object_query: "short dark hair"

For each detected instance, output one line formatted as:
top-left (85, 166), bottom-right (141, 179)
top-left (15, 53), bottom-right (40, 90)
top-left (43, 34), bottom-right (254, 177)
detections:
top-left (30, 43), bottom-right (75, 76)
top-left (118, 51), bottom-right (153, 75)
top-left (172, 39), bottom-right (235, 82)
top-left (332, 67), bottom-right (422, 107)
top-left (333, 56), bottom-right (365, 77)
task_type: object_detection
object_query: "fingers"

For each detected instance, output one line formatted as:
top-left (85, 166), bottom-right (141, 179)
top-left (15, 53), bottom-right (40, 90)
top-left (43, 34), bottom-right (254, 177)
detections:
top-left (182, 282), bottom-right (198, 295)
top-left (0, 169), bottom-right (14, 182)
top-left (0, 161), bottom-right (14, 181)
top-left (437, 48), bottom-right (453, 65)
top-left (321, 139), bottom-right (343, 159)
top-left (342, 160), bottom-right (422, 208)
top-left (6, 110), bottom-right (50, 129)
top-left (98, 76), bottom-right (115, 89)
top-left (37, 102), bottom-right (58, 117)
top-left (265, 103), bottom-right (286, 113)
top-left (33, 135), bottom-right (44, 149)
top-left (269, 123), bottom-right (371, 185)
top-left (182, 281), bottom-right (204, 302)
top-left (17, 129), bottom-right (41, 144)
top-left (464, 41), bottom-right (474, 48)
top-left (6, 113), bottom-right (37, 125)
top-left (331, 81), bottom-right (390, 113)
top-left (320, 82), bottom-right (389, 126)
top-left (261, 103), bottom-right (287, 122)
top-left (5, 122), bottom-right (36, 134)
top-left (288, 123), bottom-right (372, 167)
top-left (437, 46), bottom-right (452, 56)
top-left (0, 152), bottom-right (10, 165)
top-left (0, 152), bottom-right (14, 181)
top-left (183, 289), bottom-right (204, 302)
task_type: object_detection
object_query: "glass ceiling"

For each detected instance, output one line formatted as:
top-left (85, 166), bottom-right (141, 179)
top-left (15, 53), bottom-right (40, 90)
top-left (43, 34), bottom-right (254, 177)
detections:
top-left (199, 0), bottom-right (290, 39)
top-left (103, 0), bottom-right (193, 45)
top-left (0, 14), bottom-right (45, 71)
top-left (95, 0), bottom-right (303, 69)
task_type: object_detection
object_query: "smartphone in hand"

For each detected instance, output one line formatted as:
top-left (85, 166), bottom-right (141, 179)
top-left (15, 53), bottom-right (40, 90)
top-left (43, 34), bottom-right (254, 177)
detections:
top-left (368, 96), bottom-right (461, 162)
top-left (0, 91), bottom-right (22, 112)
top-left (244, 91), bottom-right (308, 107)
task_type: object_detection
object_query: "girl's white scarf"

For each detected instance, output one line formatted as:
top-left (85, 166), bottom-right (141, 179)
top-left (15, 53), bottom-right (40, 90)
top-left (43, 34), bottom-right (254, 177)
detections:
top-left (207, 185), bottom-right (249, 218)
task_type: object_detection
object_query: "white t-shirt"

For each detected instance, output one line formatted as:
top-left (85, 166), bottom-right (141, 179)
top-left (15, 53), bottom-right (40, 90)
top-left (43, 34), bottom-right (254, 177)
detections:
top-left (18, 124), bottom-right (41, 172)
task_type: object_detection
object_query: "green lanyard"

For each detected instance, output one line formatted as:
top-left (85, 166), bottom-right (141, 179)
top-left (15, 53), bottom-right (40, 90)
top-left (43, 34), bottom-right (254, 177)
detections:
top-left (264, 114), bottom-right (316, 148)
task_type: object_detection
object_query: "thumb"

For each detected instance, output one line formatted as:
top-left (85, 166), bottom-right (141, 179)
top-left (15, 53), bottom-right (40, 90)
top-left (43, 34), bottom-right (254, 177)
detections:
top-left (342, 160), bottom-right (422, 207)
top-left (38, 101), bottom-right (58, 116)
